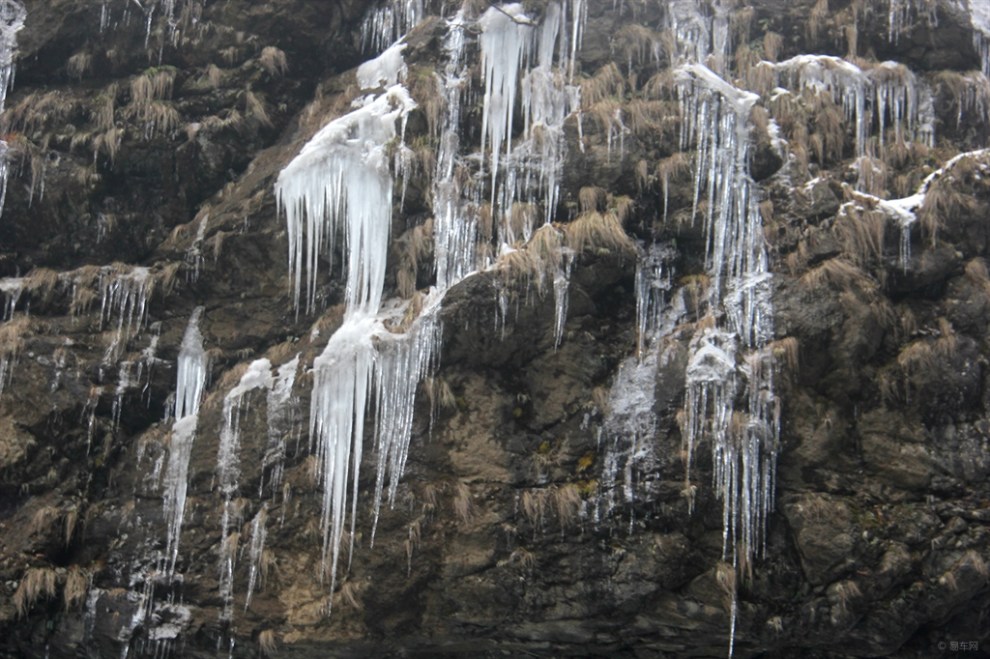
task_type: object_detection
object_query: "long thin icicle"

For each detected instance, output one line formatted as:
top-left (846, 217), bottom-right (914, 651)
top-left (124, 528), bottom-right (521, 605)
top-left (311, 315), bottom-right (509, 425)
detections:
top-left (162, 306), bottom-right (207, 576)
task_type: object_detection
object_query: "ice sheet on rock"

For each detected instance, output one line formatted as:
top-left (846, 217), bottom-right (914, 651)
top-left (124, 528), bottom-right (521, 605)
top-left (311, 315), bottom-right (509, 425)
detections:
top-left (216, 358), bottom-right (273, 622)
top-left (432, 11), bottom-right (479, 291)
top-left (261, 355), bottom-right (300, 499)
top-left (357, 41), bottom-right (408, 90)
top-left (635, 243), bottom-right (674, 359)
top-left (276, 86), bottom-right (416, 315)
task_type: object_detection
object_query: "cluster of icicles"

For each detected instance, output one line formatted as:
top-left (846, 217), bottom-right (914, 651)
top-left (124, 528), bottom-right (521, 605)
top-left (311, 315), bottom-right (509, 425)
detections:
top-left (148, 0), bottom-right (990, 653)
top-left (1, 0), bottom-right (984, 654)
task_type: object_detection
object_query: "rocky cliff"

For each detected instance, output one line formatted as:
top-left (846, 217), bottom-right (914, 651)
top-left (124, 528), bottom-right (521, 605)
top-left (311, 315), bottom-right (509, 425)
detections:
top-left (0, 0), bottom-right (989, 657)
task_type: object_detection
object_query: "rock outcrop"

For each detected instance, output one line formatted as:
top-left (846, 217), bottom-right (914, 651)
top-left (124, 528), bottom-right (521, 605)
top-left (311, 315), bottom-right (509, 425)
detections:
top-left (0, 1), bottom-right (988, 657)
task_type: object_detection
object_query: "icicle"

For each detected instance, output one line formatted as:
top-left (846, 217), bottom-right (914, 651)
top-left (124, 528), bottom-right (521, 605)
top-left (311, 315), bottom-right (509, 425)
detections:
top-left (478, 4), bottom-right (533, 207)
top-left (0, 0), bottom-right (24, 220)
top-left (244, 504), bottom-right (268, 610)
top-left (360, 0), bottom-right (424, 54)
top-left (0, 277), bottom-right (23, 320)
top-left (369, 299), bottom-right (442, 543)
top-left (676, 55), bottom-right (779, 659)
top-left (100, 266), bottom-right (153, 364)
top-left (433, 11), bottom-right (478, 291)
top-left (276, 85), bottom-right (416, 315)
top-left (552, 249), bottom-right (573, 350)
top-left (357, 41), bottom-right (408, 90)
top-left (162, 306), bottom-right (207, 576)
top-left (635, 244), bottom-right (674, 359)
top-left (971, 0), bottom-right (990, 77)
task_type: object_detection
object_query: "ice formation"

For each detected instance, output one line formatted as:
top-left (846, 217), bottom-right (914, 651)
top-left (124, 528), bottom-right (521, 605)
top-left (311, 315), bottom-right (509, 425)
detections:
top-left (260, 355), bottom-right (300, 500)
top-left (0, 0), bottom-right (25, 219)
top-left (216, 358), bottom-right (274, 623)
top-left (360, 0), bottom-right (424, 54)
top-left (769, 55), bottom-right (935, 160)
top-left (162, 307), bottom-right (207, 575)
top-left (478, 2), bottom-right (584, 242)
top-left (970, 0), bottom-right (990, 77)
top-left (357, 41), bottom-right (408, 90)
top-left (276, 85), bottom-right (416, 315)
top-left (99, 266), bottom-right (153, 364)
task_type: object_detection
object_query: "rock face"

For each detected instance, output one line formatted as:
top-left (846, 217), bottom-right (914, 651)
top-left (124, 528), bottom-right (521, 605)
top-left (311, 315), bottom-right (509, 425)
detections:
top-left (0, 1), bottom-right (989, 657)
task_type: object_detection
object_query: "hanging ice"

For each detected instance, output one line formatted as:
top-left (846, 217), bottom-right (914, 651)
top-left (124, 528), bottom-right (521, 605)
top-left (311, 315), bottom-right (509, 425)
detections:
top-left (970, 0), bottom-right (990, 77)
top-left (360, 0), bottom-right (424, 54)
top-left (478, 3), bottom-right (533, 207)
top-left (276, 85), bottom-right (416, 315)
top-left (0, 0), bottom-right (25, 220)
top-left (99, 266), bottom-right (154, 364)
top-left (162, 306), bottom-right (207, 576)
top-left (675, 52), bottom-right (779, 659)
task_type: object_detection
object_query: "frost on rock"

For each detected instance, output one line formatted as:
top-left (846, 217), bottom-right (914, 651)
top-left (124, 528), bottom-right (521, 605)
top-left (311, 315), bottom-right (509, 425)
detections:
top-left (276, 85), bottom-right (416, 315)
top-left (162, 307), bottom-right (207, 576)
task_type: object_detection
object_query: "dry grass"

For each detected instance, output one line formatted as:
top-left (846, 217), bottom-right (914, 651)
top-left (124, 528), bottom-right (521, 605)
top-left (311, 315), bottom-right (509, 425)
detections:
top-left (769, 337), bottom-right (799, 373)
top-left (578, 186), bottom-right (606, 214)
top-left (897, 317), bottom-right (957, 374)
top-left (3, 91), bottom-right (79, 135)
top-left (259, 46), bottom-right (288, 77)
top-left (66, 51), bottom-right (92, 80)
top-left (553, 484), bottom-right (582, 529)
top-left (799, 258), bottom-right (874, 291)
top-left (612, 24), bottom-right (658, 70)
top-left (393, 219), bottom-right (433, 299)
top-left (831, 580), bottom-right (861, 615)
top-left (23, 268), bottom-right (60, 303)
top-left (763, 32), bottom-right (783, 62)
top-left (580, 63), bottom-right (624, 109)
top-left (258, 629), bottom-right (278, 657)
top-left (453, 481), bottom-right (473, 525)
top-left (130, 67), bottom-right (176, 106)
top-left (13, 567), bottom-right (58, 617)
top-left (565, 210), bottom-right (637, 257)
top-left (835, 206), bottom-right (888, 265)
top-left (808, 0), bottom-right (829, 44)
top-left (964, 258), bottom-right (990, 292)
top-left (63, 566), bottom-right (89, 610)
top-left (919, 174), bottom-right (974, 247)
top-left (0, 315), bottom-right (29, 357)
top-left (244, 90), bottom-right (273, 128)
